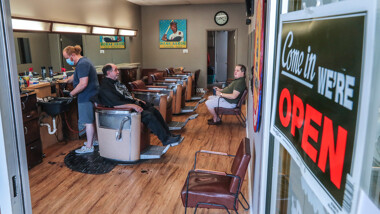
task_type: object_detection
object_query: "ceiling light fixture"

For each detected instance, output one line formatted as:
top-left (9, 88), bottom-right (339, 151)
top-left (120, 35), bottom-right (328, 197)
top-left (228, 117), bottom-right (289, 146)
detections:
top-left (92, 27), bottom-right (117, 35)
top-left (52, 23), bottom-right (91, 34)
top-left (118, 29), bottom-right (137, 36)
top-left (12, 18), bottom-right (51, 32)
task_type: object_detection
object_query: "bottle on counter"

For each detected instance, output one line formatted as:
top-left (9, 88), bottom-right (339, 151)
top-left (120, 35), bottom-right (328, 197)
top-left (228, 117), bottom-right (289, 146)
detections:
top-left (49, 66), bottom-right (54, 78)
top-left (41, 66), bottom-right (46, 79)
top-left (28, 71), bottom-right (33, 80)
top-left (19, 76), bottom-right (24, 89)
top-left (62, 68), bottom-right (67, 80)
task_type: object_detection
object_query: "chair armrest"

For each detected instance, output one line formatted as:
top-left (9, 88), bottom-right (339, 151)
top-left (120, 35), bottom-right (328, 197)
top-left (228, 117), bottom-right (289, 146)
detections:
top-left (146, 85), bottom-right (168, 89)
top-left (132, 89), bottom-right (164, 93)
top-left (95, 106), bottom-right (133, 111)
top-left (193, 150), bottom-right (235, 169)
top-left (153, 80), bottom-right (178, 83)
top-left (194, 169), bottom-right (227, 176)
top-left (163, 77), bottom-right (181, 80)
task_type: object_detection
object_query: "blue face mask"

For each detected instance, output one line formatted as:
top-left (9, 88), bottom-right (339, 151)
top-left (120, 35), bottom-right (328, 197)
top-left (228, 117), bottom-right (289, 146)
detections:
top-left (66, 58), bottom-right (74, 66)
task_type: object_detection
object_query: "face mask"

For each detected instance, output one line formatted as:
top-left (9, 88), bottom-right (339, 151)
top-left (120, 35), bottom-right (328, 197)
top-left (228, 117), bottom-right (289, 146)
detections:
top-left (66, 58), bottom-right (74, 66)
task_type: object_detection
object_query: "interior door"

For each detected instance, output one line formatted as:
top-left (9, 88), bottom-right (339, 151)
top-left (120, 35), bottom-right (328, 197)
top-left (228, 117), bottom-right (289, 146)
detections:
top-left (215, 31), bottom-right (228, 82)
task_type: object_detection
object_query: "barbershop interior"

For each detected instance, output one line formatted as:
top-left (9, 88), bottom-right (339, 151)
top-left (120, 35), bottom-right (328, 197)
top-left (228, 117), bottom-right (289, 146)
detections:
top-left (1, 0), bottom-right (380, 213)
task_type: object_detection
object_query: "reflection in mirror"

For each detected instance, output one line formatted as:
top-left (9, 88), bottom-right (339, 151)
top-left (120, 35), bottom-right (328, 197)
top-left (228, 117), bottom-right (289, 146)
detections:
top-left (17, 38), bottom-right (32, 64)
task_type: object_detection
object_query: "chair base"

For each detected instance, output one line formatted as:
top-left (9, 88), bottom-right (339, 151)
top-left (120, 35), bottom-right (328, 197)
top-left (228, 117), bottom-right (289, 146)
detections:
top-left (168, 114), bottom-right (198, 130)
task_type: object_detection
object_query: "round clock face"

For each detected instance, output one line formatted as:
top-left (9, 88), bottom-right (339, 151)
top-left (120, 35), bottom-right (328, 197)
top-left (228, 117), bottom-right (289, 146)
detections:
top-left (214, 11), bottom-right (229, 26)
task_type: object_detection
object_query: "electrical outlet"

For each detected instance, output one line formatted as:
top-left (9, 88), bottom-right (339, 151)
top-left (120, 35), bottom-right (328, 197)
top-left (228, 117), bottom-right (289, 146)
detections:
top-left (183, 49), bottom-right (188, 54)
top-left (100, 50), bottom-right (105, 54)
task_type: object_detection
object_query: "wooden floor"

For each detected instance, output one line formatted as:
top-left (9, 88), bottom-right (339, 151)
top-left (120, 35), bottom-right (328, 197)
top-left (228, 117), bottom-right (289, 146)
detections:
top-left (28, 95), bottom-right (249, 214)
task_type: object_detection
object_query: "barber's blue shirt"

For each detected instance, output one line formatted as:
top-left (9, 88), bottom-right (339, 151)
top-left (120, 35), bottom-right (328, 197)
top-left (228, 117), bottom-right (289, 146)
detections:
top-left (73, 57), bottom-right (99, 103)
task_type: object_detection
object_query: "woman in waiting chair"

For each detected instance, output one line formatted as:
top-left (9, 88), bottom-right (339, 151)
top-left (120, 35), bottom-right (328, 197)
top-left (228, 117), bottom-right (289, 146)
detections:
top-left (205, 64), bottom-right (246, 125)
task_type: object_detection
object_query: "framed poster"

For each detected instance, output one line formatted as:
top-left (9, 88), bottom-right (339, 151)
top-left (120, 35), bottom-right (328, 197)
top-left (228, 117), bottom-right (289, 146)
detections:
top-left (100, 36), bottom-right (125, 49)
top-left (252, 0), bottom-right (266, 132)
top-left (159, 19), bottom-right (187, 48)
top-left (270, 10), bottom-right (366, 212)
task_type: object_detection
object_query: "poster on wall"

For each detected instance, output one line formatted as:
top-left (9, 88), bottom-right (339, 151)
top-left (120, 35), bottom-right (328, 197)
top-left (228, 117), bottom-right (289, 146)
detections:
top-left (159, 19), bottom-right (187, 48)
top-left (252, 0), bottom-right (266, 132)
top-left (99, 36), bottom-right (125, 49)
top-left (270, 12), bottom-right (365, 212)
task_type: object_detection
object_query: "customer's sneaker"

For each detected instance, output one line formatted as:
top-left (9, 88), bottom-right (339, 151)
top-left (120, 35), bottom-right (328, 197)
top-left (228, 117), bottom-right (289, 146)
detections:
top-left (75, 146), bottom-right (94, 154)
top-left (84, 140), bottom-right (99, 146)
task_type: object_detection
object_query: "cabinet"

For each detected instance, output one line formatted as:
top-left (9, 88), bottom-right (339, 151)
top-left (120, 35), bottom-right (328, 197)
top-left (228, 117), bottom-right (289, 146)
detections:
top-left (21, 92), bottom-right (43, 169)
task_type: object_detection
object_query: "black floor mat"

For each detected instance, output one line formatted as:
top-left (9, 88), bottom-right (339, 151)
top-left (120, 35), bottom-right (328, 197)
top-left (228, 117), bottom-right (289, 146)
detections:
top-left (64, 146), bottom-right (117, 174)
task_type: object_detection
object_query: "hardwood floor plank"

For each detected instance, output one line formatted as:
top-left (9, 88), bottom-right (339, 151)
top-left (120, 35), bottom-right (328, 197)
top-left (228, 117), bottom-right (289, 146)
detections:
top-left (29, 96), bottom-right (249, 214)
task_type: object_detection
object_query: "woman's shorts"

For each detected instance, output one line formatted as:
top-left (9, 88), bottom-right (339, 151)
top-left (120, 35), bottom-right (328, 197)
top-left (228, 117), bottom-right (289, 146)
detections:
top-left (78, 102), bottom-right (95, 124)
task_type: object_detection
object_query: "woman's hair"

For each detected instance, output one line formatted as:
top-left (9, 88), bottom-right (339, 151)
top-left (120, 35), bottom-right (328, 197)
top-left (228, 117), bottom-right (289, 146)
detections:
top-left (63, 45), bottom-right (82, 56)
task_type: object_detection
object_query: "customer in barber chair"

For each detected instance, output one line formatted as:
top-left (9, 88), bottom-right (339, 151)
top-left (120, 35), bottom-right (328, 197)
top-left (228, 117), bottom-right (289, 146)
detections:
top-left (96, 64), bottom-right (182, 146)
top-left (205, 64), bottom-right (246, 125)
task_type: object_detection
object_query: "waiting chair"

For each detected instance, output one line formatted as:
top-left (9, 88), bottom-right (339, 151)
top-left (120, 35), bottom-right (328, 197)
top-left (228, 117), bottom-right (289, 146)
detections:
top-left (181, 138), bottom-right (252, 213)
top-left (214, 89), bottom-right (248, 128)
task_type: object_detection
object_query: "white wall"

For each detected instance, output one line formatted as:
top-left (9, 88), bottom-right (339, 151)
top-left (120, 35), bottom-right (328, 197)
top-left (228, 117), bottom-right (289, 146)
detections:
top-left (141, 4), bottom-right (248, 88)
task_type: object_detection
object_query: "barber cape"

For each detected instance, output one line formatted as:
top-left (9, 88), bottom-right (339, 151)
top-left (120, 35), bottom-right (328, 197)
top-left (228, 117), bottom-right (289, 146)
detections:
top-left (169, 31), bottom-right (184, 41)
top-left (114, 81), bottom-right (134, 101)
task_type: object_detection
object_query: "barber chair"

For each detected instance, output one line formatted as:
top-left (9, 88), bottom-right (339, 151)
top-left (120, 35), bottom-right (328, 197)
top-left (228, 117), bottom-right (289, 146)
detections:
top-left (214, 89), bottom-right (248, 128)
top-left (181, 138), bottom-right (252, 213)
top-left (95, 105), bottom-right (169, 162)
top-left (130, 80), bottom-right (198, 130)
top-left (165, 68), bottom-right (205, 101)
top-left (152, 72), bottom-right (193, 101)
top-left (152, 73), bottom-right (205, 114)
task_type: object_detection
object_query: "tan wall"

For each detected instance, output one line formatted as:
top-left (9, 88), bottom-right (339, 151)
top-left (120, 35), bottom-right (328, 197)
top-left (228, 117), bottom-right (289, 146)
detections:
top-left (141, 4), bottom-right (248, 88)
top-left (10, 0), bottom-right (142, 65)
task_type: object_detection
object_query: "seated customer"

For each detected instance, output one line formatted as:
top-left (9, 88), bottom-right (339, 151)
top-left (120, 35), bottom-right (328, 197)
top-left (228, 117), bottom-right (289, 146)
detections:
top-left (205, 64), bottom-right (246, 125)
top-left (97, 64), bottom-right (182, 146)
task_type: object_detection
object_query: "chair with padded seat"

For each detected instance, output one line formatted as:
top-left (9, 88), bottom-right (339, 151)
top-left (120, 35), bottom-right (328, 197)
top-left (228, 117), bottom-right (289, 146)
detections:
top-left (214, 89), bottom-right (248, 128)
top-left (180, 138), bottom-right (252, 213)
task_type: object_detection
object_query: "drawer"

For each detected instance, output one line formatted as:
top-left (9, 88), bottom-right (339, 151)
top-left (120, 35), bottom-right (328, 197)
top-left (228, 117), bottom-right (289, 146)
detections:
top-left (21, 93), bottom-right (37, 114)
top-left (22, 108), bottom-right (39, 122)
top-left (26, 140), bottom-right (43, 169)
top-left (23, 119), bottom-right (40, 144)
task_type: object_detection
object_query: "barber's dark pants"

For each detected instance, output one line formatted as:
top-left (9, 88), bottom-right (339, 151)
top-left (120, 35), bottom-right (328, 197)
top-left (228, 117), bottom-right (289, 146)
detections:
top-left (140, 103), bottom-right (171, 144)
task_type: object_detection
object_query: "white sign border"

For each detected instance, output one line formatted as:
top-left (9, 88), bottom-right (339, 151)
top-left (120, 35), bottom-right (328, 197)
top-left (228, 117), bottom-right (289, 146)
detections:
top-left (269, 0), bottom-right (377, 213)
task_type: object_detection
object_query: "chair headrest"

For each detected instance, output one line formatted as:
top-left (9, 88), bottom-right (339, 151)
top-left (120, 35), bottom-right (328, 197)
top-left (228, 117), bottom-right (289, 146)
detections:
top-left (131, 80), bottom-right (146, 89)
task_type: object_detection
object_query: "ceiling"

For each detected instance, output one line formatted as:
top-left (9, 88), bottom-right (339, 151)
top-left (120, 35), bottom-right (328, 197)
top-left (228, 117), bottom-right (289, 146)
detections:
top-left (126, 0), bottom-right (244, 6)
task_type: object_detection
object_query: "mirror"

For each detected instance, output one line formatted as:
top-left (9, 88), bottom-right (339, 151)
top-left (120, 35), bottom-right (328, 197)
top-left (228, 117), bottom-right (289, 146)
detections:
top-left (13, 31), bottom-right (133, 75)
top-left (16, 38), bottom-right (32, 64)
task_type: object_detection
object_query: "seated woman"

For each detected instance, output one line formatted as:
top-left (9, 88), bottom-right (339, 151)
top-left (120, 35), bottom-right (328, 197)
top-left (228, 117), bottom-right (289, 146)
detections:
top-left (96, 63), bottom-right (182, 147)
top-left (205, 64), bottom-right (247, 125)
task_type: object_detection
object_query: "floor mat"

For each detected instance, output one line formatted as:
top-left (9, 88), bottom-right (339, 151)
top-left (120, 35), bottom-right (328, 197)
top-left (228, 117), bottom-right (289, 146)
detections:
top-left (64, 146), bottom-right (117, 174)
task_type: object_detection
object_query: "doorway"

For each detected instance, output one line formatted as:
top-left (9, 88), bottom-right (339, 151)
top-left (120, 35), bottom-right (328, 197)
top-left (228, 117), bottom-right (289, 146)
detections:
top-left (207, 30), bottom-right (236, 87)
top-left (60, 34), bottom-right (83, 71)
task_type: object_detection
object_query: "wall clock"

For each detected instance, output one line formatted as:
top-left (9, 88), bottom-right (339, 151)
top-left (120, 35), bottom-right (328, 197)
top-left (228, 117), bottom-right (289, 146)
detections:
top-left (214, 11), bottom-right (229, 26)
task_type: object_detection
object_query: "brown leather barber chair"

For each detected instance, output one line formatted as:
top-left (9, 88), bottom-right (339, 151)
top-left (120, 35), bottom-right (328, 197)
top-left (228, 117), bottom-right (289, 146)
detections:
top-left (152, 73), bottom-right (205, 115)
top-left (129, 80), bottom-right (173, 123)
top-left (152, 72), bottom-right (193, 101)
top-left (94, 104), bottom-right (169, 162)
top-left (130, 80), bottom-right (198, 131)
top-left (181, 138), bottom-right (252, 213)
top-left (214, 89), bottom-right (248, 128)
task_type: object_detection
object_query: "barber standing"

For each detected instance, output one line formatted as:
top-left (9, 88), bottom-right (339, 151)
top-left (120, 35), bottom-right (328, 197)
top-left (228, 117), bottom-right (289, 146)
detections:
top-left (61, 45), bottom-right (99, 154)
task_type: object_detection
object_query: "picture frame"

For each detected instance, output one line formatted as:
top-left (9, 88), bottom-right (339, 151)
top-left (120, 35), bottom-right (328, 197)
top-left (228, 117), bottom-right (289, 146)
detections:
top-left (159, 19), bottom-right (187, 49)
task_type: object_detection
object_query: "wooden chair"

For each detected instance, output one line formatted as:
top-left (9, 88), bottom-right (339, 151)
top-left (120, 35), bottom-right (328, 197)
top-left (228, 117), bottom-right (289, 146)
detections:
top-left (181, 138), bottom-right (252, 213)
top-left (214, 89), bottom-right (248, 128)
